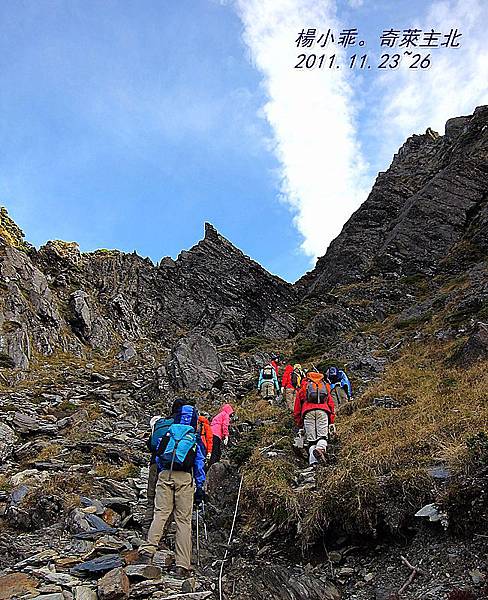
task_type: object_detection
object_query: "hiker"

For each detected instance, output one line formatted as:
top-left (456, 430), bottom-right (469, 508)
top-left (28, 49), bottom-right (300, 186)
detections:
top-left (258, 363), bottom-right (279, 404)
top-left (208, 403), bottom-right (234, 467)
top-left (197, 412), bottom-right (213, 461)
top-left (281, 363), bottom-right (304, 411)
top-left (294, 369), bottom-right (335, 466)
top-left (270, 354), bottom-right (280, 377)
top-left (326, 366), bottom-right (352, 407)
top-left (140, 400), bottom-right (206, 577)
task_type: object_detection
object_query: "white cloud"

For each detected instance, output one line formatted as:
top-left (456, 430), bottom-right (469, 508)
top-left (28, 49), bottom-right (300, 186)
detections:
top-left (377, 0), bottom-right (488, 157)
top-left (235, 0), bottom-right (370, 260)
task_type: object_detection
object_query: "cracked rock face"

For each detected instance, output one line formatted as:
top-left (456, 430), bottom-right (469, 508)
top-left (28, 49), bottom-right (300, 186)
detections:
top-left (167, 332), bottom-right (223, 391)
top-left (299, 106), bottom-right (488, 296)
top-left (0, 241), bottom-right (65, 368)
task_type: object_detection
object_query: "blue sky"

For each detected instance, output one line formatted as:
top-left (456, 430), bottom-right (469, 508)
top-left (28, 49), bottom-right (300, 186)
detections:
top-left (1, 0), bottom-right (487, 281)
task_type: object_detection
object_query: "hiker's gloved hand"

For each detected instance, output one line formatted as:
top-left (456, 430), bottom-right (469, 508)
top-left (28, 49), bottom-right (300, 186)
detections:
top-left (223, 436), bottom-right (229, 446)
top-left (194, 488), bottom-right (205, 505)
top-left (206, 452), bottom-right (211, 461)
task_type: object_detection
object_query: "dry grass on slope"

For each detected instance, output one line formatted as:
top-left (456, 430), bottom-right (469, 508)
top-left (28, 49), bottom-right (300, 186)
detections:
top-left (242, 341), bottom-right (488, 545)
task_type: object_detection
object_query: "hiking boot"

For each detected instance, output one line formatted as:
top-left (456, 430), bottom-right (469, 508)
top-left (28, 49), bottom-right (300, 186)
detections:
top-left (313, 448), bottom-right (327, 465)
top-left (174, 566), bottom-right (191, 578)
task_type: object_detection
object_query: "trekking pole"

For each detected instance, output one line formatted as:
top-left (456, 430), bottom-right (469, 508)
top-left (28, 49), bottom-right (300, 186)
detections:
top-left (201, 501), bottom-right (208, 541)
top-left (219, 474), bottom-right (244, 600)
top-left (196, 506), bottom-right (200, 567)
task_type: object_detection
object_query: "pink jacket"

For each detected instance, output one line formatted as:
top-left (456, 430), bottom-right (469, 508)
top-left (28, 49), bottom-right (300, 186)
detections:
top-left (211, 404), bottom-right (234, 440)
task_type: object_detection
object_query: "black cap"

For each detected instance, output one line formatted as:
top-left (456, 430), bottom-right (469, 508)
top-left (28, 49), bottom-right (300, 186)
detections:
top-left (171, 397), bottom-right (195, 414)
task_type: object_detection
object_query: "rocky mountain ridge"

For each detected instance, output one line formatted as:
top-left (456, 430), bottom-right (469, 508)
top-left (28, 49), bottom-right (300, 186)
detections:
top-left (2, 105), bottom-right (487, 380)
top-left (299, 106), bottom-right (488, 294)
top-left (0, 213), bottom-right (296, 375)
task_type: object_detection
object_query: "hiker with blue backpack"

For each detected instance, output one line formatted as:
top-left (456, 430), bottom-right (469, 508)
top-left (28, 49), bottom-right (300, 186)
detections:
top-left (326, 366), bottom-right (352, 407)
top-left (140, 399), bottom-right (206, 577)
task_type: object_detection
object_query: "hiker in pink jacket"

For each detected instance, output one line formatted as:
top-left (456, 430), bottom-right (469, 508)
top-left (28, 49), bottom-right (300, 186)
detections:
top-left (208, 403), bottom-right (234, 467)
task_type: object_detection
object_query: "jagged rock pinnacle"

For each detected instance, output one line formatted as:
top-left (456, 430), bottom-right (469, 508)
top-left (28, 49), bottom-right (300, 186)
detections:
top-left (204, 222), bottom-right (219, 239)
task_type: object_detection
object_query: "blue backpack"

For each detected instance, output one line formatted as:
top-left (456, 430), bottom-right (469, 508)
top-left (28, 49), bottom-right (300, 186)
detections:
top-left (156, 424), bottom-right (197, 473)
top-left (150, 417), bottom-right (174, 453)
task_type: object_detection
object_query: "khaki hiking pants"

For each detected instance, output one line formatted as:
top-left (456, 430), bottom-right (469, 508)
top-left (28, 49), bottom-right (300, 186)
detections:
top-left (284, 387), bottom-right (296, 411)
top-left (303, 410), bottom-right (329, 465)
top-left (260, 381), bottom-right (276, 403)
top-left (141, 470), bottom-right (194, 570)
top-left (142, 462), bottom-right (159, 533)
top-left (331, 385), bottom-right (348, 408)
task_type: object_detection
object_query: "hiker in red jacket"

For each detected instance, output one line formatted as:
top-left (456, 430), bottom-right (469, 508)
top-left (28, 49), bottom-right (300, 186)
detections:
top-left (281, 364), bottom-right (295, 410)
top-left (270, 354), bottom-right (280, 377)
top-left (294, 370), bottom-right (335, 465)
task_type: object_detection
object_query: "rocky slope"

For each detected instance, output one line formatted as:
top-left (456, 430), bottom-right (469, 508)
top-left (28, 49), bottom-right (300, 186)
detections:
top-left (0, 106), bottom-right (487, 600)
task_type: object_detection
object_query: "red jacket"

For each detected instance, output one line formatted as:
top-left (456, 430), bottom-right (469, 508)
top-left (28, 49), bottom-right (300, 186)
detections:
top-left (294, 372), bottom-right (335, 426)
top-left (198, 416), bottom-right (213, 455)
top-left (281, 365), bottom-right (294, 389)
top-left (271, 360), bottom-right (279, 377)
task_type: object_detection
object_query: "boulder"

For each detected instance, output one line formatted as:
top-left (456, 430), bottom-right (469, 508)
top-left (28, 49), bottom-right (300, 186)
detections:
top-left (111, 294), bottom-right (140, 337)
top-left (11, 469), bottom-right (50, 487)
top-left (415, 503), bottom-right (448, 527)
top-left (97, 567), bottom-right (129, 600)
top-left (0, 572), bottom-right (39, 600)
top-left (116, 342), bottom-right (136, 361)
top-left (73, 587), bottom-right (98, 600)
top-left (245, 564), bottom-right (341, 599)
top-left (206, 462), bottom-right (232, 498)
top-left (67, 508), bottom-right (117, 537)
top-left (168, 332), bottom-right (223, 391)
top-left (124, 564), bottom-right (162, 580)
top-left (12, 412), bottom-right (58, 435)
top-left (71, 554), bottom-right (123, 577)
top-left (451, 321), bottom-right (488, 366)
